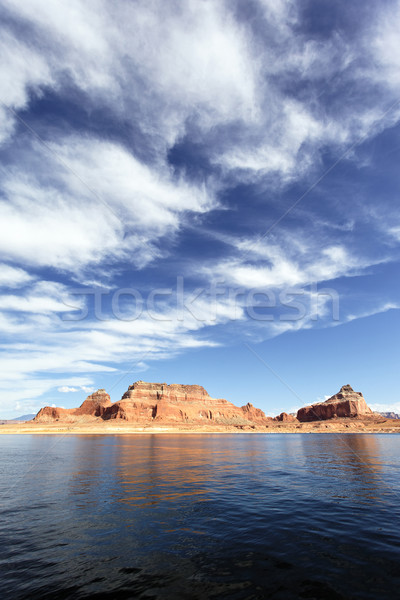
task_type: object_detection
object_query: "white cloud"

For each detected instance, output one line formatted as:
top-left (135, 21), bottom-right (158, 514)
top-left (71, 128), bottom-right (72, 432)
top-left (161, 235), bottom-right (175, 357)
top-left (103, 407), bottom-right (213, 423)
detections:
top-left (0, 173), bottom-right (122, 272)
top-left (388, 226), bottom-right (400, 242)
top-left (214, 99), bottom-right (331, 181)
top-left (370, 403), bottom-right (400, 415)
top-left (0, 137), bottom-right (215, 273)
top-left (0, 0), bottom-right (259, 149)
top-left (80, 385), bottom-right (95, 394)
top-left (202, 236), bottom-right (384, 290)
top-left (0, 0), bottom-right (116, 105)
top-left (0, 30), bottom-right (53, 142)
top-left (0, 282), bottom-right (242, 413)
top-left (1, 224), bottom-right (393, 414)
top-left (370, 2), bottom-right (400, 92)
top-left (0, 264), bottom-right (33, 288)
top-left (0, 376), bottom-right (94, 410)
top-left (57, 385), bottom-right (94, 394)
top-left (52, 137), bottom-right (215, 232)
top-left (0, 281), bottom-right (86, 313)
top-left (1, 0), bottom-right (399, 182)
top-left (345, 302), bottom-right (400, 323)
top-left (210, 3), bottom-right (400, 183)
top-left (126, 0), bottom-right (259, 124)
top-left (1, 1), bottom-right (400, 415)
top-left (134, 362), bottom-right (149, 372)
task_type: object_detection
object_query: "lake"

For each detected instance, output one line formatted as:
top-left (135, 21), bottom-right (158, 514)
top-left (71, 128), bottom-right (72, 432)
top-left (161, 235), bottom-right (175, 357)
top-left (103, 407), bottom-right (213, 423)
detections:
top-left (0, 433), bottom-right (399, 599)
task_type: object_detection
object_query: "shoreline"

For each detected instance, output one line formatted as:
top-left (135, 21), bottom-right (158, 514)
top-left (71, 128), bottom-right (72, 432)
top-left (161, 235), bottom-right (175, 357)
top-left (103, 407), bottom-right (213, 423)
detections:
top-left (1, 420), bottom-right (400, 435)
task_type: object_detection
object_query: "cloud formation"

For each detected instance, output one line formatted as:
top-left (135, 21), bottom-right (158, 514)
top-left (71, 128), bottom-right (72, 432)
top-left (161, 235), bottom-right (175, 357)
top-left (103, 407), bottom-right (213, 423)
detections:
top-left (1, 0), bottom-right (400, 414)
top-left (0, 136), bottom-right (215, 273)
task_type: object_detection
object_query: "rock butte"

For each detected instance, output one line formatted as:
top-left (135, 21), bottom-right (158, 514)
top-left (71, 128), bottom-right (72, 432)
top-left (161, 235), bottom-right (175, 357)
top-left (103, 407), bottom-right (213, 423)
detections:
top-left (34, 381), bottom-right (271, 427)
top-left (34, 389), bottom-right (112, 422)
top-left (296, 384), bottom-right (374, 422)
top-left (33, 382), bottom-right (379, 428)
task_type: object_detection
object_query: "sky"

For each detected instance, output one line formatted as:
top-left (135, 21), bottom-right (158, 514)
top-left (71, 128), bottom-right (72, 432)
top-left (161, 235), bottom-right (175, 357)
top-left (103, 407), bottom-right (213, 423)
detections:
top-left (0, 0), bottom-right (400, 418)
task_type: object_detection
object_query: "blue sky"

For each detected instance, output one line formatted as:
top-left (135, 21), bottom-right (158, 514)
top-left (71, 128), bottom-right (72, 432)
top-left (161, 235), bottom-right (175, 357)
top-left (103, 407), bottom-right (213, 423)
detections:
top-left (0, 0), bottom-right (400, 418)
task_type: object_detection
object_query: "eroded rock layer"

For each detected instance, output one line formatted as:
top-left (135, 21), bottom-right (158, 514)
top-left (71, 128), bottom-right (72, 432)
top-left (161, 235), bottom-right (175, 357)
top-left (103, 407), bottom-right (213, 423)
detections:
top-left (102, 381), bottom-right (270, 425)
top-left (34, 389), bottom-right (112, 423)
top-left (34, 382), bottom-right (375, 427)
top-left (274, 412), bottom-right (297, 422)
top-left (34, 381), bottom-right (270, 427)
top-left (296, 385), bottom-right (374, 422)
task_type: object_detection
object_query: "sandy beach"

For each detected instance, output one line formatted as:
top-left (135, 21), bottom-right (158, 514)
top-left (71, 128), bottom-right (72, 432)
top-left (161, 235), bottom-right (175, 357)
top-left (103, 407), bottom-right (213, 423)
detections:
top-left (2, 418), bottom-right (400, 435)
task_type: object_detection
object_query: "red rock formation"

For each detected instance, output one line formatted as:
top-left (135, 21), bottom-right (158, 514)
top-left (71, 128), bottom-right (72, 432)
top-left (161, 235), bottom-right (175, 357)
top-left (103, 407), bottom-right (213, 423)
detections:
top-left (34, 389), bottom-right (111, 422)
top-left (275, 412), bottom-right (297, 422)
top-left (241, 402), bottom-right (273, 424)
top-left (73, 389), bottom-right (112, 417)
top-left (297, 385), bottom-right (374, 422)
top-left (34, 406), bottom-right (74, 422)
top-left (102, 381), bottom-right (270, 426)
top-left (34, 381), bottom-right (271, 427)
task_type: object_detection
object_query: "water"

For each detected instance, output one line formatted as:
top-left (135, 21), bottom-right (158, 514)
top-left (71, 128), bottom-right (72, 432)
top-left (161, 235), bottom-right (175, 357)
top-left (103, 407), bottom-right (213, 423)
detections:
top-left (0, 434), bottom-right (399, 599)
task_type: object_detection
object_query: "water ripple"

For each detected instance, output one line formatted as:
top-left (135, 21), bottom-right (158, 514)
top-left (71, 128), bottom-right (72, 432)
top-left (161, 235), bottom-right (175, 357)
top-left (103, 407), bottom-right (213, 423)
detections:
top-left (0, 433), bottom-right (399, 599)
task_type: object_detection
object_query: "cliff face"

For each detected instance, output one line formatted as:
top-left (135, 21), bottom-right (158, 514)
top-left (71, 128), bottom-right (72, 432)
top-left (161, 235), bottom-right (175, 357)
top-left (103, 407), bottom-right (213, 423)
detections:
top-left (34, 406), bottom-right (74, 422)
top-left (34, 381), bottom-right (270, 427)
top-left (34, 390), bottom-right (112, 423)
top-left (297, 385), bottom-right (373, 422)
top-left (33, 382), bottom-right (376, 427)
top-left (275, 412), bottom-right (297, 422)
top-left (74, 389), bottom-right (112, 417)
top-left (102, 381), bottom-right (270, 425)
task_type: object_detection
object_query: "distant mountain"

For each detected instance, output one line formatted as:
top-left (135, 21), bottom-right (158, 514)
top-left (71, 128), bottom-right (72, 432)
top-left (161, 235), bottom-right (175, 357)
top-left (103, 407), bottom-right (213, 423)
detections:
top-left (0, 414), bottom-right (35, 422)
top-left (377, 412), bottom-right (400, 420)
top-left (15, 414), bottom-right (35, 421)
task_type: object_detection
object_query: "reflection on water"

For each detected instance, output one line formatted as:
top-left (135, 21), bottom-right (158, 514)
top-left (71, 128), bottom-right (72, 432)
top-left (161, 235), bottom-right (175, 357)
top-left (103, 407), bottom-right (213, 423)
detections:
top-left (0, 434), bottom-right (400, 599)
top-left (298, 434), bottom-right (388, 501)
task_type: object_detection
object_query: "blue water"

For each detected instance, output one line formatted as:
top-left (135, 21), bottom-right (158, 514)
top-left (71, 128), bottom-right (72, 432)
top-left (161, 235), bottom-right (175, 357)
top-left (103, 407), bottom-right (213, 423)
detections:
top-left (0, 434), bottom-right (399, 599)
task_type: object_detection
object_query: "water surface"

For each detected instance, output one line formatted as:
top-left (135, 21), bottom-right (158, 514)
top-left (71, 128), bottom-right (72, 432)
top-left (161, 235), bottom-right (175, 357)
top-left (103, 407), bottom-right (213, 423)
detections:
top-left (1, 433), bottom-right (399, 599)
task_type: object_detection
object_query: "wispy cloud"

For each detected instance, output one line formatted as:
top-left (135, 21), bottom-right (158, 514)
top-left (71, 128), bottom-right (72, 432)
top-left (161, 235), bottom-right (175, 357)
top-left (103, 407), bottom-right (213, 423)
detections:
top-left (58, 385), bottom-right (94, 394)
top-left (370, 403), bottom-right (400, 414)
top-left (0, 280), bottom-right (241, 412)
top-left (0, 136), bottom-right (216, 273)
top-left (0, 264), bottom-right (33, 287)
top-left (1, 1), bottom-right (400, 413)
top-left (345, 302), bottom-right (400, 324)
top-left (201, 234), bottom-right (388, 290)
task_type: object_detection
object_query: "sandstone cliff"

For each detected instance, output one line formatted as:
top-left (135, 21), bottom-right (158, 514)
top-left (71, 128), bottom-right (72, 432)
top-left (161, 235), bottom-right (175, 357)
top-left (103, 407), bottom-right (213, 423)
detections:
top-left (34, 381), bottom-right (270, 427)
top-left (274, 412), bottom-right (297, 422)
top-left (297, 385), bottom-right (373, 422)
top-left (102, 381), bottom-right (271, 425)
top-left (34, 389), bottom-right (112, 423)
